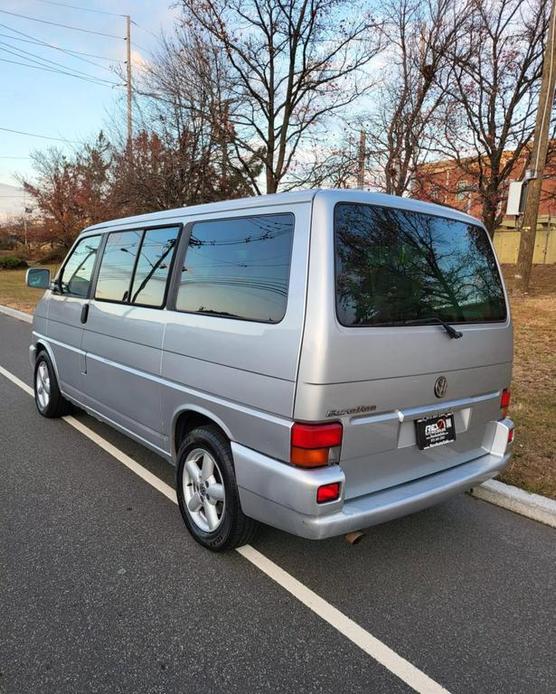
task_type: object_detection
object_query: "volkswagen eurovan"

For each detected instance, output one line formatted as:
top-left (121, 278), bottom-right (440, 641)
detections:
top-left (27, 190), bottom-right (514, 550)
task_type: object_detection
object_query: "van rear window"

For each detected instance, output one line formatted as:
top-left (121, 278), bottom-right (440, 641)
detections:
top-left (334, 203), bottom-right (507, 327)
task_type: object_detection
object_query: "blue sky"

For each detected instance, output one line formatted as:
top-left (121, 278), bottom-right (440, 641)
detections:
top-left (0, 0), bottom-right (179, 191)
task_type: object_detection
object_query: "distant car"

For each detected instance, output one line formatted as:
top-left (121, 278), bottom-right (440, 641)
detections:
top-left (26, 189), bottom-right (514, 551)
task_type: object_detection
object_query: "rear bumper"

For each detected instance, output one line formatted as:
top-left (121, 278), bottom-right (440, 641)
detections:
top-left (232, 418), bottom-right (514, 540)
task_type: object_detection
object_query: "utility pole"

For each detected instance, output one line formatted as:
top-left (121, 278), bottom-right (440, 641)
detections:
top-left (221, 100), bottom-right (230, 190)
top-left (23, 192), bottom-right (29, 251)
top-left (357, 129), bottom-right (366, 188)
top-left (515, 0), bottom-right (556, 293)
top-left (125, 15), bottom-right (132, 150)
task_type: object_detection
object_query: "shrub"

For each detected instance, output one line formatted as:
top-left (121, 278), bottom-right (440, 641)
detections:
top-left (38, 247), bottom-right (66, 264)
top-left (0, 255), bottom-right (28, 269)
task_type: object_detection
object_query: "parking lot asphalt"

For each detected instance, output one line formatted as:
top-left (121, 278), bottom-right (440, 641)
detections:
top-left (1, 312), bottom-right (555, 694)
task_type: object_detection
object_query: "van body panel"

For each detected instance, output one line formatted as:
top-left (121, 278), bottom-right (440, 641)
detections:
top-left (162, 202), bottom-right (310, 384)
top-left (233, 426), bottom-right (513, 539)
top-left (299, 324), bottom-right (512, 384)
top-left (46, 294), bottom-right (88, 392)
top-left (29, 189), bottom-right (513, 541)
top-left (80, 301), bottom-right (167, 449)
top-left (295, 190), bottom-right (512, 500)
top-left (84, 190), bottom-right (317, 234)
top-left (295, 362), bottom-right (511, 419)
top-left (161, 348), bottom-right (294, 444)
top-left (160, 202), bottom-right (311, 462)
top-left (238, 450), bottom-right (512, 539)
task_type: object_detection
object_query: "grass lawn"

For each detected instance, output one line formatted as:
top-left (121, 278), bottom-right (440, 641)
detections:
top-left (0, 262), bottom-right (554, 498)
top-left (0, 264), bottom-right (58, 313)
top-left (498, 266), bottom-right (555, 499)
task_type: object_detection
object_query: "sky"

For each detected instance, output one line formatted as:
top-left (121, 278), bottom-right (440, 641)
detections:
top-left (0, 0), bottom-right (180, 217)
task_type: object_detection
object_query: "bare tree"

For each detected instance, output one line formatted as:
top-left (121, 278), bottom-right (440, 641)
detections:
top-left (177, 0), bottom-right (383, 193)
top-left (291, 121), bottom-right (369, 188)
top-left (437, 0), bottom-right (550, 237)
top-left (303, 0), bottom-right (469, 194)
top-left (132, 28), bottom-right (261, 205)
top-left (109, 128), bottom-right (258, 215)
top-left (366, 0), bottom-right (469, 195)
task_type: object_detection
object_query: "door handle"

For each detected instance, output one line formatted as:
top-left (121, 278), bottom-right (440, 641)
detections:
top-left (80, 303), bottom-right (89, 324)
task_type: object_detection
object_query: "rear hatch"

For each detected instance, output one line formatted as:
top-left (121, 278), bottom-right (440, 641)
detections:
top-left (295, 195), bottom-right (512, 500)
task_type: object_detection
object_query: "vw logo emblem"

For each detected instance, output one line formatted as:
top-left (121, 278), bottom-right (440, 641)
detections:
top-left (434, 376), bottom-right (448, 399)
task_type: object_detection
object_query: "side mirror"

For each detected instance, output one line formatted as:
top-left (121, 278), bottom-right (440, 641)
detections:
top-left (25, 267), bottom-right (51, 289)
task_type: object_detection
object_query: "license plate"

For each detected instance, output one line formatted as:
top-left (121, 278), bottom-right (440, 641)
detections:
top-left (415, 413), bottom-right (456, 450)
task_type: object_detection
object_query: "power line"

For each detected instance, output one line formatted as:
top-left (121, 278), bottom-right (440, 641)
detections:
top-left (0, 126), bottom-right (84, 144)
top-left (0, 36), bottom-right (118, 80)
top-left (0, 40), bottom-right (119, 84)
top-left (29, 0), bottom-right (125, 17)
top-left (0, 55), bottom-right (122, 87)
top-left (0, 23), bottom-right (121, 63)
top-left (130, 39), bottom-right (150, 54)
top-left (0, 29), bottom-right (119, 73)
top-left (131, 20), bottom-right (159, 42)
top-left (0, 32), bottom-right (117, 73)
top-left (0, 9), bottom-right (123, 39)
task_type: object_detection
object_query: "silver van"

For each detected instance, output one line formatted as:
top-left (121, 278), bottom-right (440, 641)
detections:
top-left (27, 190), bottom-right (514, 550)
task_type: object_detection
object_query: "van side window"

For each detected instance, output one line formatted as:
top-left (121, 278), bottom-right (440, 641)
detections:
top-left (176, 213), bottom-right (294, 323)
top-left (59, 235), bottom-right (101, 298)
top-left (95, 230), bottom-right (142, 302)
top-left (130, 226), bottom-right (180, 307)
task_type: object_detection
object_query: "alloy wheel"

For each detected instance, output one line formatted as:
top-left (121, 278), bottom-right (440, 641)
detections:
top-left (182, 447), bottom-right (226, 532)
top-left (36, 361), bottom-right (51, 411)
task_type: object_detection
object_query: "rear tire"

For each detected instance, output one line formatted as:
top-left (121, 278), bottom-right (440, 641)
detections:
top-left (176, 425), bottom-right (258, 551)
top-left (34, 350), bottom-right (70, 418)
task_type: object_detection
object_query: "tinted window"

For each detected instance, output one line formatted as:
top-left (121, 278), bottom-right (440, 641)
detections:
top-left (95, 230), bottom-right (142, 302)
top-left (335, 203), bottom-right (506, 326)
top-left (176, 213), bottom-right (294, 322)
top-left (59, 235), bottom-right (101, 298)
top-left (130, 226), bottom-right (179, 307)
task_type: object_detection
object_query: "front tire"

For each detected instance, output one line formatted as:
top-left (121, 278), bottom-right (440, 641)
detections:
top-left (34, 350), bottom-right (70, 418)
top-left (176, 425), bottom-right (258, 551)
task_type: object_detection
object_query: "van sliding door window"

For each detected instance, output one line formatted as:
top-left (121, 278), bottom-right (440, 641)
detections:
top-left (95, 230), bottom-right (142, 302)
top-left (59, 235), bottom-right (101, 298)
top-left (130, 226), bottom-right (180, 307)
top-left (176, 213), bottom-right (294, 323)
top-left (334, 203), bottom-right (507, 327)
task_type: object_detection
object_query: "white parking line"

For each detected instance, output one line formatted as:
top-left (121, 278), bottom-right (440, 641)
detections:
top-left (237, 544), bottom-right (449, 693)
top-left (0, 361), bottom-right (449, 694)
top-left (0, 364), bottom-right (33, 396)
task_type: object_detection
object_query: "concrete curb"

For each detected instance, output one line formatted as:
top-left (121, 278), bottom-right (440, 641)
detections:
top-left (0, 304), bottom-right (32, 323)
top-left (471, 479), bottom-right (556, 528)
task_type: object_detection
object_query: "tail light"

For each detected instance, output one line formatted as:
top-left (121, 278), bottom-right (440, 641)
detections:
top-left (508, 427), bottom-right (514, 444)
top-left (500, 388), bottom-right (511, 418)
top-left (317, 482), bottom-right (341, 504)
top-left (290, 422), bottom-right (343, 468)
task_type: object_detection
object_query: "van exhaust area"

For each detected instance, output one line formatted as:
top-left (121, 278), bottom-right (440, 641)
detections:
top-left (345, 530), bottom-right (366, 545)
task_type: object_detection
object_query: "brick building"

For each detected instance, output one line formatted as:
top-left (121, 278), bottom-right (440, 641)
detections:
top-left (413, 148), bottom-right (556, 222)
top-left (412, 148), bottom-right (556, 264)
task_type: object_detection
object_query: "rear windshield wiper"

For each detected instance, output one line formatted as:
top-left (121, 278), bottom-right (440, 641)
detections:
top-left (402, 316), bottom-right (463, 339)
